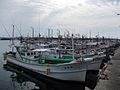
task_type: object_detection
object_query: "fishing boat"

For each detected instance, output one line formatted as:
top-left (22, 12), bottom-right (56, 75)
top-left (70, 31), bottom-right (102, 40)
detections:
top-left (4, 45), bottom-right (87, 83)
top-left (4, 44), bottom-right (104, 83)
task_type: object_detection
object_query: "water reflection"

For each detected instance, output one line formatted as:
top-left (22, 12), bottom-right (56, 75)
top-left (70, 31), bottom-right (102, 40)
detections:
top-left (4, 64), bottom-right (40, 90)
top-left (3, 63), bottom-right (86, 90)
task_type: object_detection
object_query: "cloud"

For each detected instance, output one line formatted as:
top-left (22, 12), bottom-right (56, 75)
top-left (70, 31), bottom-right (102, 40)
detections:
top-left (0, 0), bottom-right (120, 38)
top-left (86, 0), bottom-right (120, 6)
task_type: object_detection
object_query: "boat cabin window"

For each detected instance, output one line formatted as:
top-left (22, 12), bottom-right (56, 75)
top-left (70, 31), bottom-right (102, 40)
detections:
top-left (31, 52), bottom-right (33, 56)
top-left (54, 56), bottom-right (57, 58)
top-left (34, 52), bottom-right (36, 55)
top-left (27, 53), bottom-right (30, 56)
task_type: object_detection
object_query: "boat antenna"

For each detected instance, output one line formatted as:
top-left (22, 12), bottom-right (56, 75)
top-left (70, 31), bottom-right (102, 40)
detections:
top-left (39, 13), bottom-right (41, 37)
top-left (31, 27), bottom-right (34, 39)
top-left (89, 30), bottom-right (91, 41)
top-left (51, 29), bottom-right (53, 38)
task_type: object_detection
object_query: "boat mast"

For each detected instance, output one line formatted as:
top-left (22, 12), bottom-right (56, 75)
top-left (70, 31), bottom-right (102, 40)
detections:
top-left (48, 28), bottom-right (49, 38)
top-left (12, 25), bottom-right (14, 52)
top-left (89, 30), bottom-right (91, 41)
top-left (51, 29), bottom-right (53, 38)
top-left (72, 34), bottom-right (75, 60)
top-left (32, 27), bottom-right (34, 38)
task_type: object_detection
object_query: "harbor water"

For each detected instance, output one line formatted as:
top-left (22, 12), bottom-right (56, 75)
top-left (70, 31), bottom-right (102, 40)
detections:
top-left (0, 40), bottom-right (41, 90)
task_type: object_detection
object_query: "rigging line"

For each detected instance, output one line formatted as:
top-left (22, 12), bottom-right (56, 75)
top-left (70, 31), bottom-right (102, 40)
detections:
top-left (1, 24), bottom-right (11, 38)
top-left (14, 25), bottom-right (22, 37)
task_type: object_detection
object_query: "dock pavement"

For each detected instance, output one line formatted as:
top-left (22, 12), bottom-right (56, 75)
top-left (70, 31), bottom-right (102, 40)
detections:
top-left (94, 47), bottom-right (120, 90)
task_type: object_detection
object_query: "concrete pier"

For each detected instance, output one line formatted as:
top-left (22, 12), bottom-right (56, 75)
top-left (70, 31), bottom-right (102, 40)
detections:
top-left (94, 48), bottom-right (120, 90)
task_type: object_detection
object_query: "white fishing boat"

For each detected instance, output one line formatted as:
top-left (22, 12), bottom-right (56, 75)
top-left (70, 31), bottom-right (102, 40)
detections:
top-left (4, 46), bottom-right (87, 83)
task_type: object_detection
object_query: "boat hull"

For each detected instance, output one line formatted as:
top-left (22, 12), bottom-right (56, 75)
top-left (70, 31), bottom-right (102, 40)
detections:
top-left (4, 63), bottom-right (85, 90)
top-left (6, 57), bottom-right (87, 82)
top-left (84, 55), bottom-right (104, 71)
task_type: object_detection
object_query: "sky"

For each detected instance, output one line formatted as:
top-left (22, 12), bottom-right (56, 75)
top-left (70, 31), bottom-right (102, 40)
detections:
top-left (0, 0), bottom-right (120, 38)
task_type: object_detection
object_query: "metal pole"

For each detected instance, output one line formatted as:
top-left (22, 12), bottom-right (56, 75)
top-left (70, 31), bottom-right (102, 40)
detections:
top-left (12, 25), bottom-right (14, 52)
top-left (72, 34), bottom-right (74, 60)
